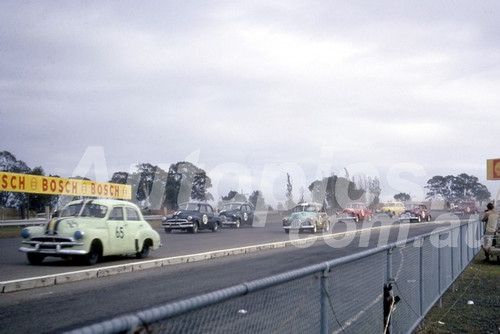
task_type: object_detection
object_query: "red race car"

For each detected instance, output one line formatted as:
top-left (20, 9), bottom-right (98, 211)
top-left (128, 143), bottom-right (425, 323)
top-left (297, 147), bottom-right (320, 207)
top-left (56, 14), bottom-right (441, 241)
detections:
top-left (337, 202), bottom-right (374, 222)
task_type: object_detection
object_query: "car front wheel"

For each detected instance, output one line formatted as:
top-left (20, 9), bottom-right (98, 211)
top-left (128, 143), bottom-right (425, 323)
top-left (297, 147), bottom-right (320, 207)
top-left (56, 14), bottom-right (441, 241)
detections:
top-left (311, 223), bottom-right (317, 233)
top-left (211, 222), bottom-right (219, 232)
top-left (323, 221), bottom-right (330, 232)
top-left (235, 219), bottom-right (241, 228)
top-left (137, 241), bottom-right (150, 259)
top-left (27, 253), bottom-right (45, 265)
top-left (82, 241), bottom-right (101, 265)
top-left (190, 222), bottom-right (199, 233)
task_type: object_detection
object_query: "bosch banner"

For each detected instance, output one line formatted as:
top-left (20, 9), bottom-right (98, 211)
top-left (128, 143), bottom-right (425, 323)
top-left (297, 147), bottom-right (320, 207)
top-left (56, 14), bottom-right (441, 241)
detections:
top-left (0, 171), bottom-right (131, 200)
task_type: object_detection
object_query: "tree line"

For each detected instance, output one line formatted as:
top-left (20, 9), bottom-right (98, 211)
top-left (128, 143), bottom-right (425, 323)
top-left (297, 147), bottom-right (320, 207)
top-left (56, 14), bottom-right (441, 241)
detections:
top-left (0, 151), bottom-right (492, 214)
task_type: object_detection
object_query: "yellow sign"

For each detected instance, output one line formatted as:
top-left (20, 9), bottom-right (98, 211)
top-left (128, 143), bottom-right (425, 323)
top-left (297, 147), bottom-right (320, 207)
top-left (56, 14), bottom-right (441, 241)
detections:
top-left (487, 159), bottom-right (500, 180)
top-left (0, 172), bottom-right (131, 199)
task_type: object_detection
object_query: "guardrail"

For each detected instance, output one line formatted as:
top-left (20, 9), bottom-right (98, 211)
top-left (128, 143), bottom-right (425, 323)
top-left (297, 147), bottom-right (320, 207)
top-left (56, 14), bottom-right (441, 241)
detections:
top-left (0, 219), bottom-right (48, 227)
top-left (0, 216), bottom-right (164, 228)
top-left (64, 220), bottom-right (482, 334)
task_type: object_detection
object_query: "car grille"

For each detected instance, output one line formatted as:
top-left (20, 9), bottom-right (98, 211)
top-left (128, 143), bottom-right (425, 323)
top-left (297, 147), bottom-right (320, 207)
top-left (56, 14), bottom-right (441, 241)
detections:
top-left (163, 219), bottom-right (191, 228)
top-left (23, 236), bottom-right (82, 249)
top-left (31, 236), bottom-right (74, 243)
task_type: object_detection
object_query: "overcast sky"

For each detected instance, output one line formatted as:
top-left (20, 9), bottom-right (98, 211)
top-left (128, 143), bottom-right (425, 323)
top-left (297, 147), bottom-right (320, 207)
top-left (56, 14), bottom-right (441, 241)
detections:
top-left (2, 1), bottom-right (500, 205)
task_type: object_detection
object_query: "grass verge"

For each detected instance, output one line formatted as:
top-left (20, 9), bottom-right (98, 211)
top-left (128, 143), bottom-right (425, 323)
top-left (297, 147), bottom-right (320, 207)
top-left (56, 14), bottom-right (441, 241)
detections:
top-left (0, 226), bottom-right (23, 238)
top-left (415, 253), bottom-right (500, 333)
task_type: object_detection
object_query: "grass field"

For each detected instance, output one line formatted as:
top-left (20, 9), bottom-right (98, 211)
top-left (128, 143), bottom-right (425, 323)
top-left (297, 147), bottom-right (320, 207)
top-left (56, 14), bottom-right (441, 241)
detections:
top-left (415, 253), bottom-right (500, 334)
top-left (0, 226), bottom-right (24, 238)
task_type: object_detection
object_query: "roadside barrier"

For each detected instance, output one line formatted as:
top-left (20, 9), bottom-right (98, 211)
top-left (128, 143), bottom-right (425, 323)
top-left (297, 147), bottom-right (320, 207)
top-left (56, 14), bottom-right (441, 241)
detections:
top-left (64, 220), bottom-right (482, 334)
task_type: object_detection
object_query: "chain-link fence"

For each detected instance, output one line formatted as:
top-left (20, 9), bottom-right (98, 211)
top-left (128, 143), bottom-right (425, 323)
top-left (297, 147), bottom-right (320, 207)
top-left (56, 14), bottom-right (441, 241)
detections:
top-left (64, 220), bottom-right (482, 334)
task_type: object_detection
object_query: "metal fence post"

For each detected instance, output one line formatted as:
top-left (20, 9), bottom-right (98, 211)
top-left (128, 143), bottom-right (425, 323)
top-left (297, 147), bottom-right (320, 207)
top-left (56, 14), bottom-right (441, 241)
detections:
top-left (386, 247), bottom-right (394, 334)
top-left (451, 230), bottom-right (455, 281)
top-left (419, 238), bottom-right (424, 317)
top-left (320, 265), bottom-right (330, 334)
top-left (437, 233), bottom-right (442, 308)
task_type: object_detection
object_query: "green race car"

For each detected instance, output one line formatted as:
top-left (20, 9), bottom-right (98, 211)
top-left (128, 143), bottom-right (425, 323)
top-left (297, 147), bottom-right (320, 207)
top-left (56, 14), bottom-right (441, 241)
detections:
top-left (20, 199), bottom-right (161, 265)
top-left (283, 203), bottom-right (330, 233)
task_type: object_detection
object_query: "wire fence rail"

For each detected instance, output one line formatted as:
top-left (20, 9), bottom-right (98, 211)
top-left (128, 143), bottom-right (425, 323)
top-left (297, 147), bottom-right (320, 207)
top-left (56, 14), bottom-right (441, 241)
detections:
top-left (64, 221), bottom-right (482, 334)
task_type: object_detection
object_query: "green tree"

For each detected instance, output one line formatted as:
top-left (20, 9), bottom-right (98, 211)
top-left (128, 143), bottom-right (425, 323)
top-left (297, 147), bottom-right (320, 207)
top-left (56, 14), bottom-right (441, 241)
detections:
top-left (309, 179), bottom-right (327, 204)
top-left (109, 171), bottom-right (128, 185)
top-left (0, 151), bottom-right (30, 209)
top-left (111, 165), bottom-right (168, 210)
top-left (394, 192), bottom-right (411, 202)
top-left (0, 151), bottom-right (57, 214)
top-left (163, 161), bottom-right (213, 210)
top-left (452, 173), bottom-right (490, 202)
top-left (249, 190), bottom-right (266, 210)
top-left (27, 167), bottom-right (53, 213)
top-left (222, 190), bottom-right (247, 202)
top-left (425, 175), bottom-right (454, 200)
top-left (308, 174), bottom-right (366, 211)
top-left (354, 175), bottom-right (381, 209)
top-left (425, 173), bottom-right (490, 202)
top-left (285, 173), bottom-right (295, 209)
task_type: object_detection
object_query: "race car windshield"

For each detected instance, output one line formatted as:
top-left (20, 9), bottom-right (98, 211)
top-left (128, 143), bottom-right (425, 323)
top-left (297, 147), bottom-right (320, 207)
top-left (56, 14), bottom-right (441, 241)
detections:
top-left (293, 205), bottom-right (318, 212)
top-left (60, 203), bottom-right (108, 218)
top-left (178, 203), bottom-right (200, 211)
top-left (222, 204), bottom-right (240, 210)
top-left (60, 203), bottom-right (83, 217)
top-left (305, 205), bottom-right (319, 212)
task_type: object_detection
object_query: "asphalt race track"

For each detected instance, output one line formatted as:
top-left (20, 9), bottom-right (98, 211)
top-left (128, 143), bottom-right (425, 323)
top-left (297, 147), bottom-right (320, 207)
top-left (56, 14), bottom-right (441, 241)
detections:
top-left (0, 212), bottom-right (475, 333)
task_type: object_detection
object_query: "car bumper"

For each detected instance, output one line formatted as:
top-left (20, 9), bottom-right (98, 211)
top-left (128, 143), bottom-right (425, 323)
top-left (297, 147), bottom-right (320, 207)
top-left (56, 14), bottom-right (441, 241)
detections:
top-left (283, 225), bottom-right (316, 231)
top-left (19, 240), bottom-right (86, 255)
top-left (283, 220), bottom-right (315, 231)
top-left (336, 215), bottom-right (357, 222)
top-left (222, 220), bottom-right (238, 227)
top-left (399, 215), bottom-right (419, 222)
top-left (162, 219), bottom-right (194, 229)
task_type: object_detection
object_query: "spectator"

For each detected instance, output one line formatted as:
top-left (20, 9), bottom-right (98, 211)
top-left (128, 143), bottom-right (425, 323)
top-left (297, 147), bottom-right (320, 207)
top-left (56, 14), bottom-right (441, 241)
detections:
top-left (481, 203), bottom-right (499, 262)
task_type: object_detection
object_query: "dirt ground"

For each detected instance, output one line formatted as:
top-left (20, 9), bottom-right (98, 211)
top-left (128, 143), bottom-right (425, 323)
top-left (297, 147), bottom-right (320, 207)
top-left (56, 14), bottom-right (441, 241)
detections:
top-left (415, 253), bottom-right (500, 334)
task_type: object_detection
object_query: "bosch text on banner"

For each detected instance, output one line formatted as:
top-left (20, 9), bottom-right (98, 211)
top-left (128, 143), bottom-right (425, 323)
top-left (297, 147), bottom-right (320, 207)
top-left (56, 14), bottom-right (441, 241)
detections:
top-left (0, 171), bottom-right (131, 200)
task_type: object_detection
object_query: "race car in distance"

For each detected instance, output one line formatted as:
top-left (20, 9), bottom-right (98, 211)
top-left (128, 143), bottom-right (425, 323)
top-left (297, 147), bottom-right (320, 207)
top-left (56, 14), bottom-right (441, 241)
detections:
top-left (450, 201), bottom-right (479, 215)
top-left (219, 202), bottom-right (254, 228)
top-left (399, 203), bottom-right (431, 223)
top-left (162, 202), bottom-right (222, 233)
top-left (337, 202), bottom-right (374, 222)
top-left (282, 202), bottom-right (330, 234)
top-left (378, 201), bottom-right (406, 218)
top-left (19, 199), bottom-right (161, 265)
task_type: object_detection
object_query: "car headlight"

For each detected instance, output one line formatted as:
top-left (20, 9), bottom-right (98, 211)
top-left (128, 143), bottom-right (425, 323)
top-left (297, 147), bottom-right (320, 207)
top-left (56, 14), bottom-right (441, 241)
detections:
top-left (187, 215), bottom-right (193, 221)
top-left (21, 228), bottom-right (30, 239)
top-left (74, 230), bottom-right (85, 240)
